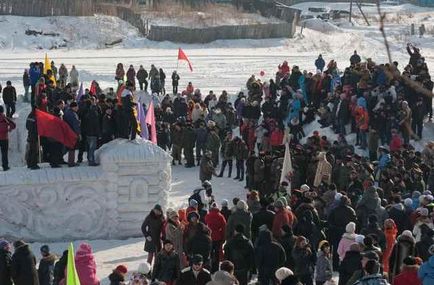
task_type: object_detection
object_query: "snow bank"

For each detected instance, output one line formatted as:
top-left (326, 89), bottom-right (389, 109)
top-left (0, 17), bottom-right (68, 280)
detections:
top-left (302, 18), bottom-right (341, 34)
top-left (0, 138), bottom-right (171, 242)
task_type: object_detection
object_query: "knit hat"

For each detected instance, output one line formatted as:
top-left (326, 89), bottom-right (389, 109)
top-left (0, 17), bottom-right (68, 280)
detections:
top-left (189, 199), bottom-right (198, 208)
top-left (167, 209), bottom-right (178, 220)
top-left (334, 192), bottom-right (343, 201)
top-left (346, 222), bottom-right (356, 234)
top-left (0, 240), bottom-right (9, 250)
top-left (300, 184), bottom-right (310, 192)
top-left (418, 208), bottom-right (429, 217)
top-left (275, 267), bottom-right (294, 281)
top-left (163, 239), bottom-right (173, 245)
top-left (355, 234), bottom-right (365, 244)
top-left (115, 265), bottom-right (128, 274)
top-left (404, 198), bottom-right (413, 207)
top-left (221, 199), bottom-right (228, 207)
top-left (191, 254), bottom-right (204, 264)
top-left (187, 211), bottom-right (200, 221)
top-left (403, 256), bottom-right (417, 266)
top-left (402, 230), bottom-right (414, 239)
top-left (154, 204), bottom-right (162, 211)
top-left (137, 263), bottom-right (151, 274)
top-left (413, 191), bottom-right (421, 198)
top-left (13, 240), bottom-right (27, 249)
top-left (40, 245), bottom-right (50, 254)
top-left (236, 200), bottom-right (248, 211)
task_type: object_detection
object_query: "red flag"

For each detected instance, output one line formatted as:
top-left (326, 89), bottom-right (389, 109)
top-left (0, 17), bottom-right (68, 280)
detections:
top-left (35, 109), bottom-right (78, 149)
top-left (178, 48), bottom-right (193, 72)
top-left (145, 101), bottom-right (157, 144)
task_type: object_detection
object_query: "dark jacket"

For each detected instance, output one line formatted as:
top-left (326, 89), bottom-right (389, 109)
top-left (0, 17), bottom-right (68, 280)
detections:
top-left (389, 234), bottom-right (416, 279)
top-left (177, 267), bottom-right (211, 285)
top-left (172, 73), bottom-right (180, 86)
top-left (338, 250), bottom-right (362, 285)
top-left (224, 233), bottom-right (255, 272)
top-left (83, 105), bottom-right (101, 137)
top-left (141, 211), bottom-right (165, 253)
top-left (38, 254), bottom-right (56, 285)
top-left (136, 69), bottom-right (148, 83)
top-left (255, 230), bottom-right (286, 280)
top-left (152, 249), bottom-right (180, 282)
top-left (11, 244), bottom-right (39, 285)
top-left (2, 86), bottom-right (17, 104)
top-left (53, 250), bottom-right (67, 285)
top-left (63, 108), bottom-right (80, 135)
top-left (185, 224), bottom-right (212, 260)
top-left (0, 248), bottom-right (12, 285)
top-left (252, 208), bottom-right (275, 242)
top-left (292, 246), bottom-right (316, 277)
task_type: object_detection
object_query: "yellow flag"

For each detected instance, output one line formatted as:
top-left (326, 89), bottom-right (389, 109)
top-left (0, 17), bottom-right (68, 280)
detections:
top-left (67, 243), bottom-right (81, 285)
top-left (44, 53), bottom-right (51, 74)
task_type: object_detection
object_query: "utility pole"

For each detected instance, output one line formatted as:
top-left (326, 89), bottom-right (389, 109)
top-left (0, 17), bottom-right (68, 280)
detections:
top-left (349, 0), bottom-right (353, 24)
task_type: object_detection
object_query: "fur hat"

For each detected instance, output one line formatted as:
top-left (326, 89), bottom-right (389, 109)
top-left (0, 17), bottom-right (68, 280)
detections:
top-left (355, 234), bottom-right (365, 244)
top-left (275, 267), bottom-right (294, 281)
top-left (274, 199), bottom-right (285, 209)
top-left (402, 230), bottom-right (414, 239)
top-left (418, 207), bottom-right (429, 217)
top-left (221, 199), bottom-right (228, 207)
top-left (189, 199), bottom-right (198, 208)
top-left (166, 209), bottom-right (178, 219)
top-left (346, 222), bottom-right (356, 234)
top-left (404, 198), bottom-right (413, 207)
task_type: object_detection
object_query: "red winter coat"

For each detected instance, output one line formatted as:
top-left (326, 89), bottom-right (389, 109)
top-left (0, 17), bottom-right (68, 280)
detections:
top-left (390, 134), bottom-right (403, 152)
top-left (272, 208), bottom-right (295, 238)
top-left (392, 267), bottom-right (421, 285)
top-left (75, 243), bottom-right (100, 285)
top-left (0, 114), bottom-right (16, 140)
top-left (270, 129), bottom-right (284, 147)
top-left (204, 208), bottom-right (227, 241)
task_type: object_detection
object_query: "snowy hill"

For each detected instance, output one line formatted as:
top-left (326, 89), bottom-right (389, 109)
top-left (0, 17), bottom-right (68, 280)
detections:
top-left (0, 15), bottom-right (141, 50)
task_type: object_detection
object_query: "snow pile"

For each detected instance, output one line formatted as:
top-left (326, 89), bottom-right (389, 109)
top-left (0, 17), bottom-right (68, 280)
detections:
top-left (302, 18), bottom-right (342, 34)
top-left (0, 15), bottom-right (141, 50)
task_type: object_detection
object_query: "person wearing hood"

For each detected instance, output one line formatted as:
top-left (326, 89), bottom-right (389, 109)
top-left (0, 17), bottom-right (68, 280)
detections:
top-left (251, 198), bottom-right (275, 243)
top-left (315, 54), bottom-right (326, 72)
top-left (393, 256), bottom-right (421, 285)
top-left (418, 245), bottom-right (434, 285)
top-left (108, 265), bottom-right (128, 285)
top-left (226, 200), bottom-right (252, 241)
top-left (382, 219), bottom-right (398, 274)
top-left (315, 241), bottom-right (333, 285)
top-left (38, 245), bottom-right (56, 285)
top-left (389, 230), bottom-right (416, 280)
top-left (292, 236), bottom-right (315, 285)
top-left (69, 65), bottom-right (79, 87)
top-left (275, 267), bottom-right (301, 285)
top-left (356, 186), bottom-right (388, 228)
top-left (314, 152), bottom-right (332, 187)
top-left (142, 204), bottom-right (165, 265)
top-left (205, 203), bottom-right (227, 273)
top-left (272, 198), bottom-right (295, 239)
top-left (338, 222), bottom-right (357, 261)
top-left (74, 243), bottom-right (100, 285)
top-left (361, 215), bottom-right (386, 251)
top-left (152, 240), bottom-right (181, 285)
top-left (256, 229), bottom-right (286, 285)
top-left (388, 196), bottom-right (407, 234)
top-left (184, 216), bottom-right (212, 266)
top-left (279, 225), bottom-right (297, 269)
top-left (338, 243), bottom-right (362, 285)
top-left (165, 209), bottom-right (185, 268)
top-left (224, 224), bottom-right (255, 285)
top-left (0, 239), bottom-right (12, 285)
top-left (11, 240), bottom-right (39, 285)
top-left (350, 50), bottom-right (361, 66)
top-left (413, 207), bottom-right (434, 242)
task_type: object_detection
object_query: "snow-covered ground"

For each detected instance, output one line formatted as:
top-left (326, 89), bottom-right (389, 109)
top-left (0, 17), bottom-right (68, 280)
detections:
top-left (0, 2), bottom-right (434, 284)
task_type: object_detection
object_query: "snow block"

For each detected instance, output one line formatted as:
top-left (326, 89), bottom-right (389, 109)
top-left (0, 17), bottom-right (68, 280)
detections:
top-left (0, 138), bottom-right (171, 242)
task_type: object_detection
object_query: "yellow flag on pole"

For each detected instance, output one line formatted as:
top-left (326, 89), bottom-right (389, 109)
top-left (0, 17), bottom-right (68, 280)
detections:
top-left (67, 243), bottom-right (81, 285)
top-left (43, 53), bottom-right (56, 86)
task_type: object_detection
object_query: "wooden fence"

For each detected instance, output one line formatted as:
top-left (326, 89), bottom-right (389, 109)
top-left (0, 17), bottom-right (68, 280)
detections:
top-left (148, 23), bottom-right (294, 43)
top-left (0, 0), bottom-right (95, 16)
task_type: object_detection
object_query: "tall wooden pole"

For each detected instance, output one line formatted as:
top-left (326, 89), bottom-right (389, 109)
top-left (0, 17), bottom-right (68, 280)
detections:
top-left (349, 0), bottom-right (353, 24)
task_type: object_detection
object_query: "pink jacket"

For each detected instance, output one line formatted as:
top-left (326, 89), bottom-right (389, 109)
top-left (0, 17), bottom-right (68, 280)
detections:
top-left (337, 233), bottom-right (356, 261)
top-left (75, 243), bottom-right (100, 285)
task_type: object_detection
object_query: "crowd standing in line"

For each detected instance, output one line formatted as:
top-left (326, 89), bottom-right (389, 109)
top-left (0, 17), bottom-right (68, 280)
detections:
top-left (2, 44), bottom-right (434, 285)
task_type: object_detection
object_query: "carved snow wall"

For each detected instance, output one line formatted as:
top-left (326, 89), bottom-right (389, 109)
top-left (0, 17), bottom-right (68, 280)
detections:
top-left (0, 139), bottom-right (171, 242)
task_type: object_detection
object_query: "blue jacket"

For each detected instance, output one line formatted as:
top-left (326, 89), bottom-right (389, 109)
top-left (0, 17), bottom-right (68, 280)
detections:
top-left (63, 108), bottom-right (81, 134)
top-left (418, 255), bottom-right (434, 285)
top-left (315, 57), bottom-right (325, 71)
top-left (353, 273), bottom-right (389, 285)
top-left (378, 153), bottom-right (390, 170)
top-left (29, 66), bottom-right (41, 86)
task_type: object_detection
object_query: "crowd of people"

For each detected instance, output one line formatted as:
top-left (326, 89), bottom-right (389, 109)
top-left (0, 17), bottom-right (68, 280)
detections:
top-left (1, 43), bottom-right (434, 285)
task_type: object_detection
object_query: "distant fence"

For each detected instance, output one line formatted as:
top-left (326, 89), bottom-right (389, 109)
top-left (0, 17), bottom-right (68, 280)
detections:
top-left (148, 23), bottom-right (294, 43)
